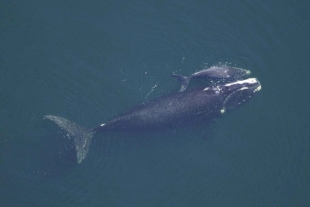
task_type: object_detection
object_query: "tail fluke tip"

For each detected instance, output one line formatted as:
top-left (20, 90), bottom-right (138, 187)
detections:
top-left (44, 115), bottom-right (94, 164)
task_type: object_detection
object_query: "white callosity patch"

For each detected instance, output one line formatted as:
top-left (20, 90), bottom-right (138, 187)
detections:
top-left (254, 85), bottom-right (262, 93)
top-left (221, 109), bottom-right (225, 114)
top-left (224, 78), bottom-right (258, 87)
top-left (100, 123), bottom-right (105, 126)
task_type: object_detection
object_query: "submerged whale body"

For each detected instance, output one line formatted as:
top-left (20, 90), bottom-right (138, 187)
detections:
top-left (172, 65), bottom-right (251, 92)
top-left (45, 78), bottom-right (261, 164)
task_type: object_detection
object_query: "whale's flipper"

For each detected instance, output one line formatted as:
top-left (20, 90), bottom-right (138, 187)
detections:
top-left (44, 115), bottom-right (94, 164)
top-left (171, 74), bottom-right (190, 92)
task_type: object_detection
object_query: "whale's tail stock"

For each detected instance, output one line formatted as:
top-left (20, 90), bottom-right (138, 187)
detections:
top-left (44, 115), bottom-right (94, 164)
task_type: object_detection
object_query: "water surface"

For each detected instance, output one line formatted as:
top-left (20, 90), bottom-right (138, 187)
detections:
top-left (1, 0), bottom-right (310, 206)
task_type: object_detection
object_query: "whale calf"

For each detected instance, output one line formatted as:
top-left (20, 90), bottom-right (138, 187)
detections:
top-left (172, 66), bottom-right (251, 92)
top-left (45, 78), bottom-right (261, 164)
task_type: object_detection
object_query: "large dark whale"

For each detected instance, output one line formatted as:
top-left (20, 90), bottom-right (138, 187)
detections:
top-left (172, 65), bottom-right (251, 92)
top-left (45, 78), bottom-right (261, 163)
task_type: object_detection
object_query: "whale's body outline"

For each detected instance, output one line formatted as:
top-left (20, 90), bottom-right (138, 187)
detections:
top-left (45, 77), bottom-right (261, 164)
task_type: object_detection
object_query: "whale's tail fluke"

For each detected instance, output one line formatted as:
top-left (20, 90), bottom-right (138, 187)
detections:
top-left (44, 115), bottom-right (94, 164)
top-left (171, 74), bottom-right (190, 92)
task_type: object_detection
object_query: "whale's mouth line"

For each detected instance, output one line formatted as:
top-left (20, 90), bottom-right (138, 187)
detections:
top-left (222, 88), bottom-right (241, 112)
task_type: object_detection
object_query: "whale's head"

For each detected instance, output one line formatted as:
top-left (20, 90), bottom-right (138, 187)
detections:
top-left (225, 66), bottom-right (251, 79)
top-left (215, 78), bottom-right (261, 113)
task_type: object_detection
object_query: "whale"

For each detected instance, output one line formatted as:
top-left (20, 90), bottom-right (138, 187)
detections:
top-left (45, 78), bottom-right (261, 164)
top-left (172, 65), bottom-right (251, 92)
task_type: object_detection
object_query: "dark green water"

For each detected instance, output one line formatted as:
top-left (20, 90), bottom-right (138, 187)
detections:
top-left (1, 0), bottom-right (310, 206)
